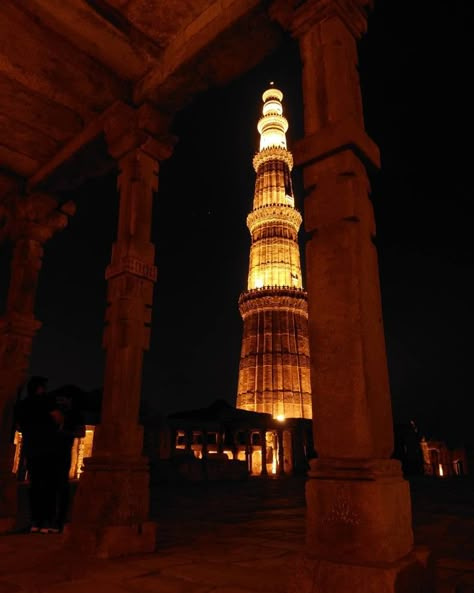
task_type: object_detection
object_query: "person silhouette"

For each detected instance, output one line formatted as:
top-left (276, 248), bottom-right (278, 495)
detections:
top-left (16, 376), bottom-right (61, 533)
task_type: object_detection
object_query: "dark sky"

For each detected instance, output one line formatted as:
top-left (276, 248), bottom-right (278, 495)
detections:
top-left (1, 2), bottom-right (472, 442)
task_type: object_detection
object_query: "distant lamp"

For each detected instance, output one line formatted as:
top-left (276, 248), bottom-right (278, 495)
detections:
top-left (275, 414), bottom-right (285, 422)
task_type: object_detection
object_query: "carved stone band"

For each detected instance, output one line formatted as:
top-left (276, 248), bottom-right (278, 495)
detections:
top-left (105, 256), bottom-right (157, 282)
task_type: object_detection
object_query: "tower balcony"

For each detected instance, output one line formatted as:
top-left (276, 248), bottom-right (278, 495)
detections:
top-left (253, 147), bottom-right (293, 171)
top-left (247, 204), bottom-right (302, 234)
top-left (238, 286), bottom-right (308, 318)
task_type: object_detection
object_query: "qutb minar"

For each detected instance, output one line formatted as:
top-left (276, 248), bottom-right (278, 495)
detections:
top-left (236, 85), bottom-right (312, 419)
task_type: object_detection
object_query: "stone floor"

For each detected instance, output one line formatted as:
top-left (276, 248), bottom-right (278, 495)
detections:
top-left (1, 476), bottom-right (473, 592)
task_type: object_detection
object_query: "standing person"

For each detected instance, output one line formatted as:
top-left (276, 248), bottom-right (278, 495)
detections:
top-left (51, 388), bottom-right (85, 532)
top-left (16, 376), bottom-right (61, 533)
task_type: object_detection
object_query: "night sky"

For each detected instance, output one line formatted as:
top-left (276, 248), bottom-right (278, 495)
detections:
top-left (1, 2), bottom-right (472, 443)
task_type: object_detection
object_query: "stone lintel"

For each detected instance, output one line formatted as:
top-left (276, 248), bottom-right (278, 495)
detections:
top-left (293, 117), bottom-right (380, 170)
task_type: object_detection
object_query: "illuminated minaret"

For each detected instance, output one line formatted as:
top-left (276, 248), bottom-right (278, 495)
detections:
top-left (236, 85), bottom-right (312, 419)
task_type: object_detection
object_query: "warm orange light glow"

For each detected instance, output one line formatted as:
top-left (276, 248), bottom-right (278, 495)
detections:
top-left (246, 88), bottom-right (304, 292)
top-left (275, 414), bottom-right (285, 422)
top-left (236, 85), bottom-right (312, 421)
top-left (272, 455), bottom-right (277, 475)
top-left (13, 426), bottom-right (95, 479)
top-left (12, 431), bottom-right (22, 474)
top-left (258, 89), bottom-right (288, 151)
top-left (438, 463), bottom-right (444, 477)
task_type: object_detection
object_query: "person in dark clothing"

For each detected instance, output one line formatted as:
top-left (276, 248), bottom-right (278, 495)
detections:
top-left (51, 390), bottom-right (85, 531)
top-left (16, 376), bottom-right (61, 533)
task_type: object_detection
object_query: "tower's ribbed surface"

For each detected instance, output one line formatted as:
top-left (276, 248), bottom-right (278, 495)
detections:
top-left (236, 86), bottom-right (312, 419)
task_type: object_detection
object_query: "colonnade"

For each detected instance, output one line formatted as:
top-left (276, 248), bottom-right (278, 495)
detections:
top-left (174, 427), bottom-right (289, 476)
top-left (0, 1), bottom-right (429, 589)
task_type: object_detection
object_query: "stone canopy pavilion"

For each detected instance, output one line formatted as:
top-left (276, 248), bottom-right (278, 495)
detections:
top-left (0, 1), bottom-right (430, 591)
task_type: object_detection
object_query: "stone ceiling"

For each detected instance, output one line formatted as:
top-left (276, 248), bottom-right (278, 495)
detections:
top-left (0, 0), bottom-right (284, 190)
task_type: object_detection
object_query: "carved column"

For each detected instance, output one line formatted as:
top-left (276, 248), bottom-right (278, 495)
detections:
top-left (0, 194), bottom-right (72, 530)
top-left (201, 430), bottom-right (208, 459)
top-left (277, 430), bottom-right (285, 476)
top-left (270, 1), bottom-right (432, 591)
top-left (68, 103), bottom-right (175, 557)
top-left (260, 430), bottom-right (267, 476)
top-left (245, 431), bottom-right (253, 474)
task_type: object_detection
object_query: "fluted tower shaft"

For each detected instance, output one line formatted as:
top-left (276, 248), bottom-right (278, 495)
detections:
top-left (237, 86), bottom-right (312, 419)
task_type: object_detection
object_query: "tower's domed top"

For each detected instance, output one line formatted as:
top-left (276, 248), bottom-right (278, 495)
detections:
top-left (258, 85), bottom-right (288, 151)
top-left (262, 86), bottom-right (283, 103)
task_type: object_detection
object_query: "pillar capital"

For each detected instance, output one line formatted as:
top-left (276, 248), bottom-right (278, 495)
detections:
top-left (2, 192), bottom-right (75, 245)
top-left (293, 117), bottom-right (380, 171)
top-left (271, 0), bottom-right (372, 40)
top-left (103, 101), bottom-right (177, 163)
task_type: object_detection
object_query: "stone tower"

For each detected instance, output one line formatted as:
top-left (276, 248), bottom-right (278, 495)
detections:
top-left (236, 85), bottom-right (311, 419)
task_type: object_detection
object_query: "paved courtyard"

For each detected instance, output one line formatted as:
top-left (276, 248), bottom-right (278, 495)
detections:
top-left (1, 476), bottom-right (473, 592)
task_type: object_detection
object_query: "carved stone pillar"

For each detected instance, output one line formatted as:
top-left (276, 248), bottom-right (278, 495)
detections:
top-left (245, 431), bottom-right (253, 474)
top-left (0, 193), bottom-right (72, 531)
top-left (277, 430), bottom-right (285, 476)
top-left (270, 1), bottom-right (432, 591)
top-left (260, 430), bottom-right (267, 476)
top-left (68, 103), bottom-right (175, 558)
top-left (201, 430), bottom-right (208, 459)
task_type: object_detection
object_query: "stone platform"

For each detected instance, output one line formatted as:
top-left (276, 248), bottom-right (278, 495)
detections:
top-left (0, 477), bottom-right (473, 592)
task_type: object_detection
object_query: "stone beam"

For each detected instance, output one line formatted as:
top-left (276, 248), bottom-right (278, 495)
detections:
top-left (133, 0), bottom-right (280, 107)
top-left (20, 0), bottom-right (161, 81)
top-left (0, 114), bottom-right (59, 163)
top-left (26, 102), bottom-right (128, 192)
top-left (26, 101), bottom-right (174, 192)
top-left (0, 74), bottom-right (84, 143)
top-left (0, 146), bottom-right (40, 179)
top-left (0, 0), bottom-right (129, 122)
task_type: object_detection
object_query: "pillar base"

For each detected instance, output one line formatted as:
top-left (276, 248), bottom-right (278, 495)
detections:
top-left (68, 455), bottom-right (155, 557)
top-left (0, 517), bottom-right (16, 534)
top-left (0, 470), bottom-right (18, 533)
top-left (65, 521), bottom-right (157, 559)
top-left (289, 547), bottom-right (433, 593)
top-left (306, 459), bottom-right (415, 564)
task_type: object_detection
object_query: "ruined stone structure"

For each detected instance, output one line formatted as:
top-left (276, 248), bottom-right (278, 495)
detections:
top-left (237, 86), bottom-right (311, 419)
top-left (0, 0), bottom-right (430, 589)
